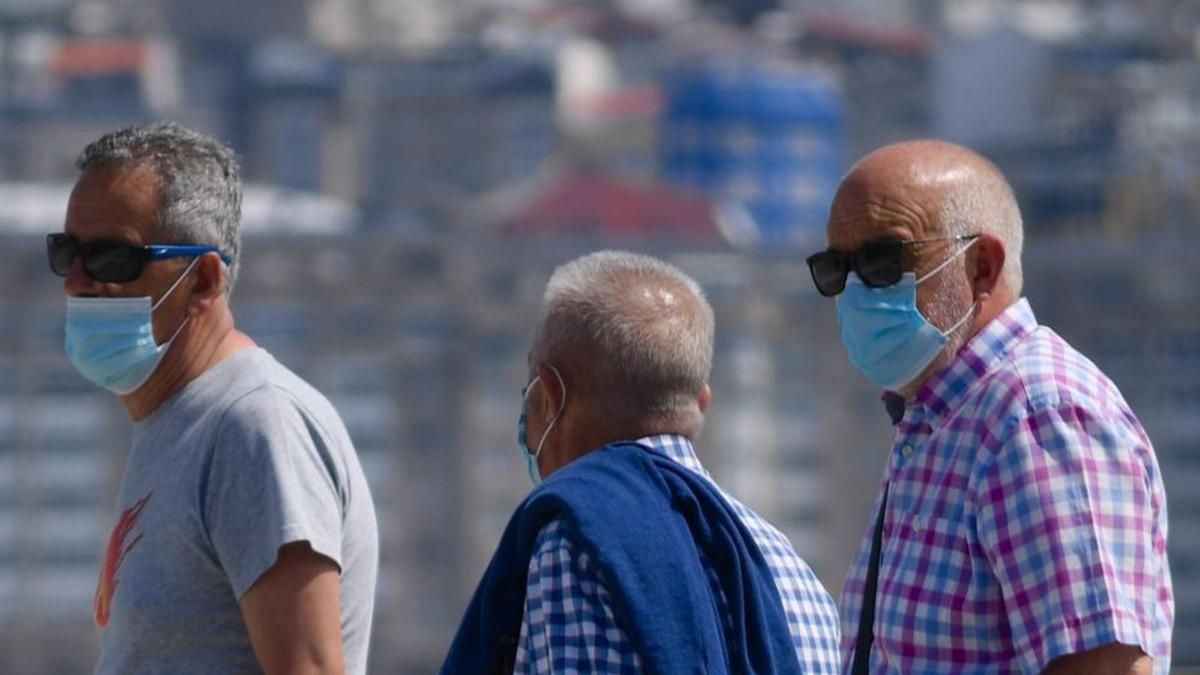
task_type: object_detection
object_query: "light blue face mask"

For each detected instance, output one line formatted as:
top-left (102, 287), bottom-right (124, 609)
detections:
top-left (836, 238), bottom-right (978, 391)
top-left (64, 258), bottom-right (198, 395)
top-left (518, 367), bottom-right (566, 486)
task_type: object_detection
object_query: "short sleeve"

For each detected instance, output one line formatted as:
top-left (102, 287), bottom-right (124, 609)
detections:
top-left (204, 386), bottom-right (345, 599)
top-left (515, 519), bottom-right (641, 674)
top-left (974, 402), bottom-right (1163, 672)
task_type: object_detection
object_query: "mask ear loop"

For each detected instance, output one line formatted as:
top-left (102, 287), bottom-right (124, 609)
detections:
top-left (921, 238), bottom-right (982, 338)
top-left (915, 236), bottom-right (980, 284)
top-left (941, 300), bottom-right (977, 338)
top-left (151, 256), bottom-right (202, 346)
top-left (151, 256), bottom-right (202, 312)
top-left (534, 366), bottom-right (567, 460)
top-left (522, 376), bottom-right (540, 404)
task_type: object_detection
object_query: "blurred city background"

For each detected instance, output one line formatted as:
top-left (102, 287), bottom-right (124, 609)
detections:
top-left (0, 0), bottom-right (1197, 672)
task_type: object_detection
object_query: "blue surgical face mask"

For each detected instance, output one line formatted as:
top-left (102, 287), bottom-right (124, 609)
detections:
top-left (835, 238), bottom-right (978, 391)
top-left (64, 258), bottom-right (198, 395)
top-left (518, 366), bottom-right (566, 486)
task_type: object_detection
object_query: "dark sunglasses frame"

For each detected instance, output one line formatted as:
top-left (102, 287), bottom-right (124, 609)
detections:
top-left (806, 234), bottom-right (979, 297)
top-left (47, 233), bottom-right (234, 283)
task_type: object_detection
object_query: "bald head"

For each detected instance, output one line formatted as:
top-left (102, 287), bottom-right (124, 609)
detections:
top-left (821, 140), bottom-right (1024, 396)
top-left (531, 251), bottom-right (714, 434)
top-left (831, 139), bottom-right (1023, 294)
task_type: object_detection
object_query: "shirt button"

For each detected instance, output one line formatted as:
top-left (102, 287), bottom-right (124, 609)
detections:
top-left (902, 444), bottom-right (913, 458)
top-left (912, 519), bottom-right (923, 534)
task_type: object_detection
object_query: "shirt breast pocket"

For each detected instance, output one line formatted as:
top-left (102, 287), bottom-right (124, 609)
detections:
top-left (897, 510), bottom-right (971, 575)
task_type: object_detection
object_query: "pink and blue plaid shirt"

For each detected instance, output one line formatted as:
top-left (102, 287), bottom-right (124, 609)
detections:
top-left (840, 299), bottom-right (1173, 674)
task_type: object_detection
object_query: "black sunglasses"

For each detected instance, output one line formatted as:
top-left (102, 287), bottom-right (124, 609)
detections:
top-left (806, 234), bottom-right (979, 297)
top-left (47, 233), bottom-right (232, 283)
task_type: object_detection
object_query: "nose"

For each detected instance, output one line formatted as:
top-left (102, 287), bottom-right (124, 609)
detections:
top-left (64, 257), bottom-right (101, 297)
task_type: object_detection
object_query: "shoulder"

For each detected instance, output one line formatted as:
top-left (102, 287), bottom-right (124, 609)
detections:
top-left (530, 519), bottom-right (578, 558)
top-left (962, 328), bottom-right (1158, 499)
top-left (1010, 326), bottom-right (1125, 410)
top-left (218, 383), bottom-right (308, 438)
top-left (208, 376), bottom-right (356, 496)
top-left (215, 352), bottom-right (348, 445)
top-left (712, 488), bottom-right (836, 602)
top-left (525, 518), bottom-right (602, 588)
top-left (713, 488), bottom-right (795, 558)
top-left (972, 326), bottom-right (1133, 440)
top-left (518, 448), bottom-right (669, 575)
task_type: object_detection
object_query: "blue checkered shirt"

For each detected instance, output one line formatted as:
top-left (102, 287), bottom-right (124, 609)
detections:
top-left (514, 434), bottom-right (842, 673)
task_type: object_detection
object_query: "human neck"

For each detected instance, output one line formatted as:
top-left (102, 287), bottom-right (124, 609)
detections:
top-left (551, 415), bottom-right (695, 473)
top-left (120, 308), bottom-right (253, 421)
top-left (895, 292), bottom-right (1020, 401)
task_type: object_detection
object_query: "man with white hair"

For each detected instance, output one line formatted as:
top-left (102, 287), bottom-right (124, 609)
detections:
top-left (50, 122), bottom-right (378, 674)
top-left (806, 140), bottom-right (1172, 674)
top-left (442, 251), bottom-right (841, 674)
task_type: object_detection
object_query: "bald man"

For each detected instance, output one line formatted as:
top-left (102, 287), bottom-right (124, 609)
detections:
top-left (805, 140), bottom-right (1172, 674)
top-left (442, 251), bottom-right (841, 674)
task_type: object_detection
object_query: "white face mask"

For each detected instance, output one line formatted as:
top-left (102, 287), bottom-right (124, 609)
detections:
top-left (64, 258), bottom-right (197, 395)
top-left (835, 238), bottom-right (978, 391)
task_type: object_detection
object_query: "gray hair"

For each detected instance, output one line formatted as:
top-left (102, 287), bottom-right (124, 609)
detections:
top-left (532, 250), bottom-right (715, 431)
top-left (937, 156), bottom-right (1024, 295)
top-left (77, 122), bottom-right (243, 294)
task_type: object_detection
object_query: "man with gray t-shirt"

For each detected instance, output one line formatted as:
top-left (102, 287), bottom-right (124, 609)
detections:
top-left (50, 123), bottom-right (378, 673)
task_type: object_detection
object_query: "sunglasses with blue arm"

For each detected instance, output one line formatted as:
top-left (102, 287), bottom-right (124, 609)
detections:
top-left (47, 232), bottom-right (234, 283)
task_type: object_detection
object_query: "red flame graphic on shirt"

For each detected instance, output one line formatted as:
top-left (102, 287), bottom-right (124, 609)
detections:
top-left (94, 492), bottom-right (152, 629)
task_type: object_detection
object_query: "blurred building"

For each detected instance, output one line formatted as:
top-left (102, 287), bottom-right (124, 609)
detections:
top-left (0, 33), bottom-right (161, 181)
top-left (343, 48), bottom-right (557, 227)
top-left (932, 8), bottom-right (1168, 232)
top-left (659, 57), bottom-right (845, 248)
top-left (785, 0), bottom-right (929, 28)
top-left (240, 39), bottom-right (344, 193)
top-left (1104, 59), bottom-right (1200, 237)
top-left (793, 13), bottom-right (932, 159)
top-left (164, 0), bottom-right (308, 43)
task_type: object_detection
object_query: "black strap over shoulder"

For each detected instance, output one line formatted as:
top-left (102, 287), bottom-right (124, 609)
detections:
top-left (850, 484), bottom-right (888, 675)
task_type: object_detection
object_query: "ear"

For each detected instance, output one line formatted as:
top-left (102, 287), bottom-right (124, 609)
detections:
top-left (187, 252), bottom-right (226, 316)
top-left (536, 364), bottom-right (565, 422)
top-left (698, 384), bottom-right (712, 413)
top-left (968, 235), bottom-right (1005, 303)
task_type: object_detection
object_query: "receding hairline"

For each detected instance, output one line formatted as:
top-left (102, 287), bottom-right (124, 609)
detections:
top-left (74, 159), bottom-right (167, 202)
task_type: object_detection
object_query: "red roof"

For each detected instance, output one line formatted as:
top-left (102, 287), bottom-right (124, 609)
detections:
top-left (575, 85), bottom-right (664, 119)
top-left (492, 171), bottom-right (725, 245)
top-left (51, 41), bottom-right (146, 77)
top-left (802, 14), bottom-right (930, 56)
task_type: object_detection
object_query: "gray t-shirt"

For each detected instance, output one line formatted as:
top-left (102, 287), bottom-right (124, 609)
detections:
top-left (94, 347), bottom-right (379, 674)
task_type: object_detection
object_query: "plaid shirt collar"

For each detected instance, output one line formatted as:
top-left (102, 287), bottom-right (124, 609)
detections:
top-left (889, 298), bottom-right (1038, 426)
top-left (635, 433), bottom-right (710, 479)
